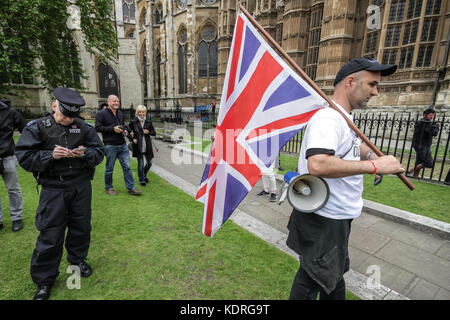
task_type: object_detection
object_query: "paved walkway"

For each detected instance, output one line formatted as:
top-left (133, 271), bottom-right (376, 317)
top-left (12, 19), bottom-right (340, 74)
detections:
top-left (149, 139), bottom-right (450, 300)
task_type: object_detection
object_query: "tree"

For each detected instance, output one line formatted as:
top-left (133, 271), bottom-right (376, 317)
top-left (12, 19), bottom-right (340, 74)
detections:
top-left (0, 0), bottom-right (119, 95)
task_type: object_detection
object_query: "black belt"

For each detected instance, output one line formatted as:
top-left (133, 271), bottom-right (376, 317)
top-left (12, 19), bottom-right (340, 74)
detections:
top-left (39, 173), bottom-right (80, 181)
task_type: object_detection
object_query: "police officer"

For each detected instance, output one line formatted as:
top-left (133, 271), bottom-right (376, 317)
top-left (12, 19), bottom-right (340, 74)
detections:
top-left (15, 87), bottom-right (105, 300)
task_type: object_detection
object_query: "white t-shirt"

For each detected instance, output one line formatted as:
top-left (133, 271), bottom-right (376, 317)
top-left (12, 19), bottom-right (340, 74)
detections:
top-left (297, 102), bottom-right (363, 220)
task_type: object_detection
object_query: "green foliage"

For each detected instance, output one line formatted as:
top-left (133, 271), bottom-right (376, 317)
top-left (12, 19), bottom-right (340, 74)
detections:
top-left (0, 0), bottom-right (118, 95)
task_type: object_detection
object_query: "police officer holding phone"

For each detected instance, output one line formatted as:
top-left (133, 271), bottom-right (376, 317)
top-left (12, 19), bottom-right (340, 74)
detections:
top-left (15, 87), bottom-right (105, 300)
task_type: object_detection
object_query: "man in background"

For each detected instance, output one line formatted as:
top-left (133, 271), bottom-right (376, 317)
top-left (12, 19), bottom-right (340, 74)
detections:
top-left (0, 98), bottom-right (26, 232)
top-left (95, 95), bottom-right (142, 196)
top-left (408, 108), bottom-right (440, 177)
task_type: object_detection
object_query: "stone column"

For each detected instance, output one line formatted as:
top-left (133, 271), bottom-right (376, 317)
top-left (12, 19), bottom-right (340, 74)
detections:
top-left (317, 0), bottom-right (358, 93)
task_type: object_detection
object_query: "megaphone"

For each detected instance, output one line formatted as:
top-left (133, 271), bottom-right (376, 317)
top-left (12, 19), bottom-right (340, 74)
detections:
top-left (278, 171), bottom-right (330, 213)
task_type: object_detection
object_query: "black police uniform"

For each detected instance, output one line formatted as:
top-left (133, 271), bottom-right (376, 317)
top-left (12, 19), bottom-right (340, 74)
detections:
top-left (15, 87), bottom-right (105, 287)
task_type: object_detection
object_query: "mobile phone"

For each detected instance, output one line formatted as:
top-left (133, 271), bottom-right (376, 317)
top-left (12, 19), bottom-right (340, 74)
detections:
top-left (72, 147), bottom-right (87, 151)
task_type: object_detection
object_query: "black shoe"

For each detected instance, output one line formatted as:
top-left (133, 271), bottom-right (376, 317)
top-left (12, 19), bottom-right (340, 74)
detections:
top-left (257, 190), bottom-right (269, 196)
top-left (373, 174), bottom-right (383, 186)
top-left (270, 193), bottom-right (277, 202)
top-left (0, 222), bottom-right (3, 230)
top-left (33, 285), bottom-right (52, 300)
top-left (72, 260), bottom-right (93, 278)
top-left (12, 220), bottom-right (23, 232)
top-left (140, 182), bottom-right (146, 186)
top-left (144, 178), bottom-right (149, 183)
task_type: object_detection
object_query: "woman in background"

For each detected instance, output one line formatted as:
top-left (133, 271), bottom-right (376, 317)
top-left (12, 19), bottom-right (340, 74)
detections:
top-left (128, 105), bottom-right (156, 186)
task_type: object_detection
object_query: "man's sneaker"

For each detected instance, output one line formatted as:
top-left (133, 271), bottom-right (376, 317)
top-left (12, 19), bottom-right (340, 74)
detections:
top-left (12, 220), bottom-right (24, 232)
top-left (128, 188), bottom-right (142, 196)
top-left (257, 190), bottom-right (269, 196)
top-left (270, 193), bottom-right (277, 202)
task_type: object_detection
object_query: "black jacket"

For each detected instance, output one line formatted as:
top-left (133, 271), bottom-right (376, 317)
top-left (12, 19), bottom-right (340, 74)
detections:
top-left (128, 117), bottom-right (156, 159)
top-left (95, 107), bottom-right (127, 145)
top-left (15, 114), bottom-right (105, 178)
top-left (0, 100), bottom-right (26, 158)
top-left (412, 118), bottom-right (439, 149)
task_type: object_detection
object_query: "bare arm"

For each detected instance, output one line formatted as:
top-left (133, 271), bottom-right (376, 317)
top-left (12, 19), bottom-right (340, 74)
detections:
top-left (307, 153), bottom-right (404, 178)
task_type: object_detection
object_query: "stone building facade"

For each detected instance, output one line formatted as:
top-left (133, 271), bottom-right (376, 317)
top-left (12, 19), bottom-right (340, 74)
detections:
top-left (6, 0), bottom-right (450, 118)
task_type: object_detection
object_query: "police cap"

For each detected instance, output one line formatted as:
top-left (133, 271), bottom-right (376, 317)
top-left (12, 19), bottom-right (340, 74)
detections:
top-left (53, 87), bottom-right (85, 117)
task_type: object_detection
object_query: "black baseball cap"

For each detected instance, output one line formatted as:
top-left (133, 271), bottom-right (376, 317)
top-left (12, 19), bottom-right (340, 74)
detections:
top-left (334, 57), bottom-right (397, 86)
top-left (53, 86), bottom-right (85, 117)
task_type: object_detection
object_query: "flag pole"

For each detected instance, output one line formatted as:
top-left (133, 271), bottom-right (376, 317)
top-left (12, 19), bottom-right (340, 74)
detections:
top-left (239, 5), bottom-right (415, 191)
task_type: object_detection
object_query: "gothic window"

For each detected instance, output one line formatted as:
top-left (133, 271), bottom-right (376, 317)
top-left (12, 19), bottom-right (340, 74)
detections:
top-left (306, 4), bottom-right (323, 80)
top-left (143, 55), bottom-right (148, 97)
top-left (364, 32), bottom-right (378, 56)
top-left (98, 63), bottom-right (119, 98)
top-left (402, 21), bottom-right (419, 45)
top-left (383, 0), bottom-right (441, 70)
top-left (201, 0), bottom-right (216, 4)
top-left (407, 0), bottom-right (423, 19)
top-left (178, 28), bottom-right (188, 94)
top-left (388, 0), bottom-right (405, 22)
top-left (155, 50), bottom-right (161, 97)
top-left (398, 47), bottom-right (414, 69)
top-left (416, 45), bottom-right (433, 67)
top-left (385, 25), bottom-right (401, 47)
top-left (198, 42), bottom-right (208, 77)
top-left (414, 0), bottom-right (440, 68)
top-left (425, 0), bottom-right (442, 15)
top-left (123, 0), bottom-right (135, 23)
top-left (364, 0), bottom-right (384, 58)
top-left (198, 25), bottom-right (218, 78)
top-left (382, 49), bottom-right (397, 65)
top-left (179, 0), bottom-right (188, 9)
top-left (155, 5), bottom-right (161, 24)
top-left (140, 9), bottom-right (148, 28)
top-left (421, 18), bottom-right (438, 42)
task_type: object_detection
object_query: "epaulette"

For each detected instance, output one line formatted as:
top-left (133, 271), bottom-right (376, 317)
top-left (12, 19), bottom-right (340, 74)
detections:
top-left (26, 119), bottom-right (37, 127)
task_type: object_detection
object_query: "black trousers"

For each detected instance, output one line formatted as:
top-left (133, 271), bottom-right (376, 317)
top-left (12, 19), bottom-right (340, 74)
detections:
top-left (414, 146), bottom-right (434, 168)
top-left (30, 178), bottom-right (92, 286)
top-left (289, 257), bottom-right (349, 300)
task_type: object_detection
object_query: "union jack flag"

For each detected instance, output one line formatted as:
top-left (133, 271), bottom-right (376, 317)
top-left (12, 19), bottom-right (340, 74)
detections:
top-left (196, 11), bottom-right (326, 237)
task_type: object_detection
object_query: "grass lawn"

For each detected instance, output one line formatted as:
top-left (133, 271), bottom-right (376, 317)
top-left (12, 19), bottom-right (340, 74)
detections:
top-left (0, 158), bottom-right (360, 300)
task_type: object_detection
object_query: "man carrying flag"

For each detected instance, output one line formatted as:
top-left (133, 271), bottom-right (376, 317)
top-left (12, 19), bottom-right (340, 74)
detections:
top-left (287, 57), bottom-right (405, 300)
top-left (195, 11), bottom-right (327, 237)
